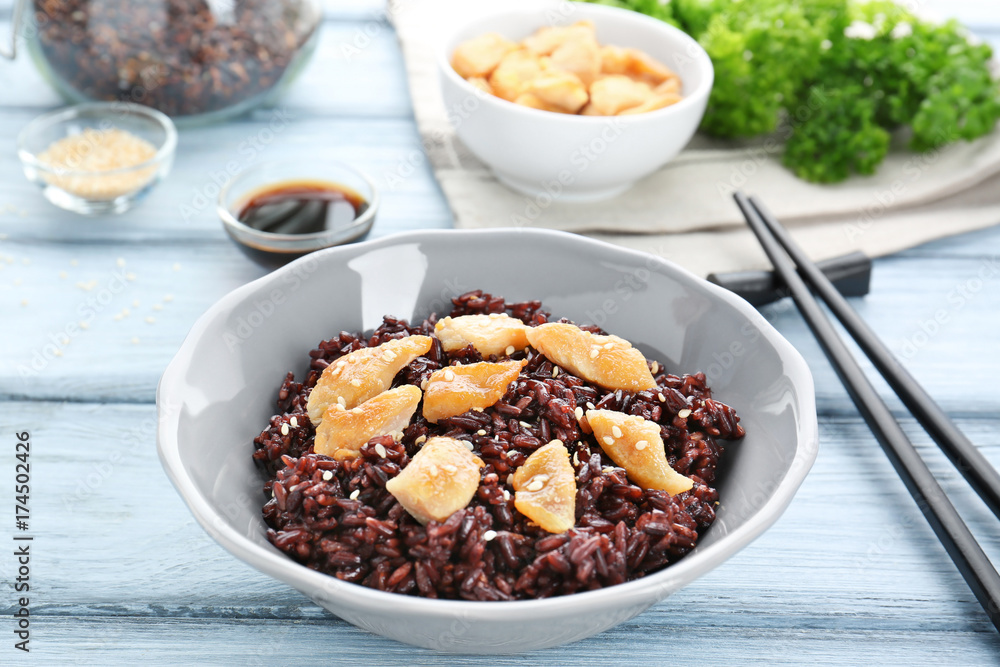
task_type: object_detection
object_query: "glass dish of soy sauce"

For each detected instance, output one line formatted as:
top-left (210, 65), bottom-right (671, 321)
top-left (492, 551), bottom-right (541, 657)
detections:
top-left (218, 159), bottom-right (378, 267)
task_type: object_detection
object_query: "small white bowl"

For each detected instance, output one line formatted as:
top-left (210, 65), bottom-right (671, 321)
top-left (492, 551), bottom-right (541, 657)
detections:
top-left (438, 2), bottom-right (713, 202)
top-left (157, 228), bottom-right (818, 653)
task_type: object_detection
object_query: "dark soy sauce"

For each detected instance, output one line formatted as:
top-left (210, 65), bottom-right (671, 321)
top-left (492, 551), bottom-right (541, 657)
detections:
top-left (237, 180), bottom-right (369, 235)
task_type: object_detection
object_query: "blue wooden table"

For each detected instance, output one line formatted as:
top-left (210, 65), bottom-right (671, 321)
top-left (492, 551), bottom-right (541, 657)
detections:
top-left (2, 1), bottom-right (1000, 663)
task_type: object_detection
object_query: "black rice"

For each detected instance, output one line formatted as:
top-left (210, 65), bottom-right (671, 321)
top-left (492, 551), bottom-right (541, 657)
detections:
top-left (252, 290), bottom-right (745, 600)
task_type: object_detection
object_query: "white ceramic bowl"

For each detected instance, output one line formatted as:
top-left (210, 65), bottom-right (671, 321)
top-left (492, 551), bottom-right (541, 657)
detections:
top-left (437, 2), bottom-right (713, 202)
top-left (157, 228), bottom-right (817, 653)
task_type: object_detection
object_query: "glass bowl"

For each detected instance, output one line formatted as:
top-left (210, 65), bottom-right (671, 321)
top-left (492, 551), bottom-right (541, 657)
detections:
top-left (218, 159), bottom-right (379, 268)
top-left (25, 0), bottom-right (321, 125)
top-left (17, 102), bottom-right (177, 215)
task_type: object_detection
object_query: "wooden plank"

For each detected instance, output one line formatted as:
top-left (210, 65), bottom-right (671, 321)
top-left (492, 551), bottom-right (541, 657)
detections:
top-left (278, 18), bottom-right (411, 119)
top-left (898, 225), bottom-right (1000, 259)
top-left (758, 247), bottom-right (1000, 415)
top-left (0, 241), bottom-right (266, 402)
top-left (19, 616), bottom-right (1000, 664)
top-left (2, 400), bottom-right (999, 661)
top-left (1, 234), bottom-right (996, 410)
top-left (0, 110), bottom-right (452, 244)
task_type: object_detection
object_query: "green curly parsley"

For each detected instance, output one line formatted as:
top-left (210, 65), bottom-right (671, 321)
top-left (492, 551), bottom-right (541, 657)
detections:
top-left (582, 0), bottom-right (1000, 182)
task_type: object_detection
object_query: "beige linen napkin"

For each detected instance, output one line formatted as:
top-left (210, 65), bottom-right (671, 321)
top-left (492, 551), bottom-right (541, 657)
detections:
top-left (390, 0), bottom-right (1000, 277)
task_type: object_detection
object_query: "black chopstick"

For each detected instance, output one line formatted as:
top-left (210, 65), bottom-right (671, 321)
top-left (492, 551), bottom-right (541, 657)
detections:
top-left (733, 191), bottom-right (1000, 632)
top-left (748, 195), bottom-right (1000, 521)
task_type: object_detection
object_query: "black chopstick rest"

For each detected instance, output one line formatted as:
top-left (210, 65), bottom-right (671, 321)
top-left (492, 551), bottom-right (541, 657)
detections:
top-left (707, 252), bottom-right (872, 307)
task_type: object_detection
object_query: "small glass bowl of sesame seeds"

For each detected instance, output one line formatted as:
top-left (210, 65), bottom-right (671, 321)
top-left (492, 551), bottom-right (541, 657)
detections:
top-left (17, 102), bottom-right (177, 215)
